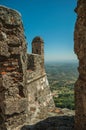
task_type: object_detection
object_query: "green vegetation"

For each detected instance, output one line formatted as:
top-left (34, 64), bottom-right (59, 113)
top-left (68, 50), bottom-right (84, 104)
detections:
top-left (45, 62), bottom-right (78, 110)
top-left (53, 86), bottom-right (75, 110)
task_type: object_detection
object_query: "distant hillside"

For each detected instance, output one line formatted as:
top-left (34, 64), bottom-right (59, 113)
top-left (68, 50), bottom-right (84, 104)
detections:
top-left (45, 61), bottom-right (79, 110)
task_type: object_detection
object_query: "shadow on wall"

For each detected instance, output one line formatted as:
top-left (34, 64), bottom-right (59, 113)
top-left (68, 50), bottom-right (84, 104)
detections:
top-left (21, 116), bottom-right (74, 130)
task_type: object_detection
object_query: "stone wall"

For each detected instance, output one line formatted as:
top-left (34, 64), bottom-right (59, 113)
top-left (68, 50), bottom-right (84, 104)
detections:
top-left (0, 6), bottom-right (27, 130)
top-left (74, 0), bottom-right (86, 129)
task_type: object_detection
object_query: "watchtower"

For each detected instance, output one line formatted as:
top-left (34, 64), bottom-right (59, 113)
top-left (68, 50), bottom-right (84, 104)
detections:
top-left (32, 36), bottom-right (44, 71)
top-left (32, 36), bottom-right (44, 56)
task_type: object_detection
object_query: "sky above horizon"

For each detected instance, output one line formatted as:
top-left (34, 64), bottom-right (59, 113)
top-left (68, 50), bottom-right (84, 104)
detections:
top-left (0, 0), bottom-right (78, 62)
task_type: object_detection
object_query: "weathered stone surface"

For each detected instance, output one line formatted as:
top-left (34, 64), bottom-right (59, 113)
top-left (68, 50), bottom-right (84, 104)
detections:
top-left (74, 0), bottom-right (86, 129)
top-left (0, 6), bottom-right (21, 26)
top-left (0, 6), bottom-right (27, 130)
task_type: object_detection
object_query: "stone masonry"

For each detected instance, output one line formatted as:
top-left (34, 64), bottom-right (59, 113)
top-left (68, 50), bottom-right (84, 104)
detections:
top-left (0, 6), bottom-right (55, 130)
top-left (74, 0), bottom-right (86, 130)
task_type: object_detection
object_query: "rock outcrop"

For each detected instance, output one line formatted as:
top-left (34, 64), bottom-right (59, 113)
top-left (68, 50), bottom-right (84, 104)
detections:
top-left (74, 0), bottom-right (86, 129)
top-left (0, 6), bottom-right (54, 130)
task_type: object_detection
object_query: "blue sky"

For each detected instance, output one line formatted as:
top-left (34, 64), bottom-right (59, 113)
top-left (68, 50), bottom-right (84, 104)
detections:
top-left (0, 0), bottom-right (77, 62)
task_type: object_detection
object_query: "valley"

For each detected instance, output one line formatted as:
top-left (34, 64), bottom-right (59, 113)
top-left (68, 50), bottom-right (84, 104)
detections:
top-left (45, 61), bottom-right (79, 110)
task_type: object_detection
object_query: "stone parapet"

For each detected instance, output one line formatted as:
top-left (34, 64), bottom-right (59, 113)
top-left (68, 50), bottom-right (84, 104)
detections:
top-left (27, 54), bottom-right (45, 80)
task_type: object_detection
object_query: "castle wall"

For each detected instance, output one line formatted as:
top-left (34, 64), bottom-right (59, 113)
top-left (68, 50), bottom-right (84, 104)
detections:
top-left (26, 52), bottom-right (55, 124)
top-left (0, 6), bottom-right (27, 130)
top-left (74, 0), bottom-right (86, 129)
top-left (0, 6), bottom-right (55, 130)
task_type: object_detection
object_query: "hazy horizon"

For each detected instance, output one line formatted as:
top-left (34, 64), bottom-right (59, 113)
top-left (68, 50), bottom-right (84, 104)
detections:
top-left (45, 59), bottom-right (78, 64)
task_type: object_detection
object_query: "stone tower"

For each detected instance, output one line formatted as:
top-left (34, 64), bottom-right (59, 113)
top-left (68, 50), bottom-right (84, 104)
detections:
top-left (74, 0), bottom-right (86, 129)
top-left (32, 36), bottom-right (44, 69)
top-left (32, 36), bottom-right (44, 56)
